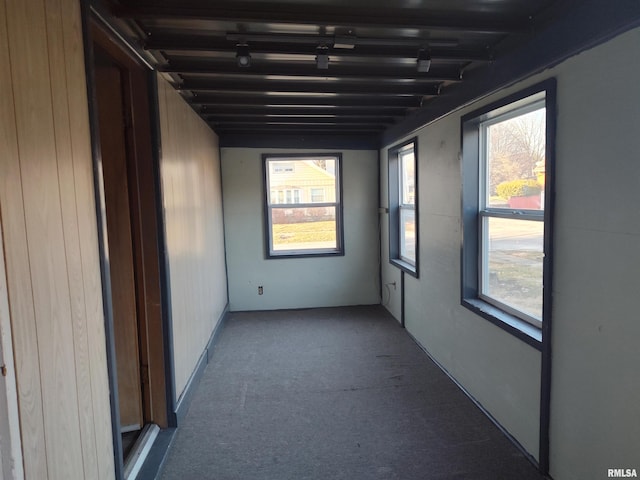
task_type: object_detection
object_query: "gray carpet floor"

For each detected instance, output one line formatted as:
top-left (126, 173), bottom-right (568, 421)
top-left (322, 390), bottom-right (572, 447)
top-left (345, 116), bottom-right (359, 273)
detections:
top-left (160, 306), bottom-right (546, 480)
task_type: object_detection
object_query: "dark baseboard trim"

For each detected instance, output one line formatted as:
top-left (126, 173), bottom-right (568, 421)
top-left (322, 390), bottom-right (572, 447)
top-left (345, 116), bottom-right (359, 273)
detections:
top-left (137, 304), bottom-right (230, 480)
top-left (206, 309), bottom-right (227, 363)
top-left (174, 304), bottom-right (230, 424)
top-left (229, 303), bottom-right (381, 315)
top-left (137, 428), bottom-right (177, 480)
top-left (404, 329), bottom-right (547, 477)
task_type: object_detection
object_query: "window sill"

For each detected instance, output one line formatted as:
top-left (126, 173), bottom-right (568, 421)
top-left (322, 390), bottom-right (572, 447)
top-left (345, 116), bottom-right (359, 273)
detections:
top-left (461, 298), bottom-right (542, 349)
top-left (267, 249), bottom-right (344, 259)
top-left (390, 258), bottom-right (418, 278)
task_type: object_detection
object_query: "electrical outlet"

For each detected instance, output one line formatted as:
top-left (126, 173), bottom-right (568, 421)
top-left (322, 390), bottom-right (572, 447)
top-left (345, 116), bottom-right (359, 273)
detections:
top-left (258, 286), bottom-right (263, 295)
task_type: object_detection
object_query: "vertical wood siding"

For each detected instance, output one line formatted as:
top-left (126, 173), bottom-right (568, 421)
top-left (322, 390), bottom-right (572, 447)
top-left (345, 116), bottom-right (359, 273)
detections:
top-left (156, 76), bottom-right (228, 399)
top-left (0, 0), bottom-right (115, 478)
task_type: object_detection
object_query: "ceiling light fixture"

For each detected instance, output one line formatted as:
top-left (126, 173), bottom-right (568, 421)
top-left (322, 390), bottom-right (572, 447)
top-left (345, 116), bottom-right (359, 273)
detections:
top-left (334, 33), bottom-right (356, 49)
top-left (417, 48), bottom-right (431, 73)
top-left (315, 46), bottom-right (329, 69)
top-left (236, 43), bottom-right (251, 67)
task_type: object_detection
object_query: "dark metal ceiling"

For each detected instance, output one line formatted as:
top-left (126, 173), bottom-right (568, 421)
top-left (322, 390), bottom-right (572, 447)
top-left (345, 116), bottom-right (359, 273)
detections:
top-left (106, 0), bottom-right (572, 141)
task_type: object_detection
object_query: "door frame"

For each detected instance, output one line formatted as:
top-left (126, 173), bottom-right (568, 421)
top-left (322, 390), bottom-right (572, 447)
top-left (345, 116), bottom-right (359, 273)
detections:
top-left (80, 4), bottom-right (176, 478)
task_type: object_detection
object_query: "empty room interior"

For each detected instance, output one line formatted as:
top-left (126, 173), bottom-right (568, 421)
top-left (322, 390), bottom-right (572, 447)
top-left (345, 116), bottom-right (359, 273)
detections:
top-left (0, 0), bottom-right (639, 479)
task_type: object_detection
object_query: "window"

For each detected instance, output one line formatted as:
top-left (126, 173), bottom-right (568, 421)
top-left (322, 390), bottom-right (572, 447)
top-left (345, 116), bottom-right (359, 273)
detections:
top-left (310, 188), bottom-right (325, 203)
top-left (263, 154), bottom-right (343, 258)
top-left (270, 189), bottom-right (301, 204)
top-left (461, 81), bottom-right (555, 344)
top-left (388, 139), bottom-right (418, 276)
top-left (273, 162), bottom-right (295, 173)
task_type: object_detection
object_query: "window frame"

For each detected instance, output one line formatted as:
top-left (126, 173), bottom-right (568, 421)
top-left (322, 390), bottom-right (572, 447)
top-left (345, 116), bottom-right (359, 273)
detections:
top-left (388, 138), bottom-right (419, 277)
top-left (262, 153), bottom-right (344, 259)
top-left (460, 80), bottom-right (556, 347)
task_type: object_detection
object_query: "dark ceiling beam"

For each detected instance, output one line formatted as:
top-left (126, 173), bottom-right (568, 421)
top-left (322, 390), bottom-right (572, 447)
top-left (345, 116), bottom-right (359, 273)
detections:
top-left (224, 32), bottom-right (461, 47)
top-left (215, 125), bottom-right (384, 130)
top-left (182, 79), bottom-right (442, 95)
top-left (145, 36), bottom-right (493, 62)
top-left (160, 63), bottom-right (462, 82)
top-left (215, 124), bottom-right (384, 135)
top-left (199, 106), bottom-right (411, 116)
top-left (206, 116), bottom-right (396, 127)
top-left (217, 130), bottom-right (382, 137)
top-left (114, 4), bottom-right (526, 34)
top-left (204, 114), bottom-right (399, 123)
top-left (218, 132), bottom-right (380, 150)
top-left (187, 93), bottom-right (425, 108)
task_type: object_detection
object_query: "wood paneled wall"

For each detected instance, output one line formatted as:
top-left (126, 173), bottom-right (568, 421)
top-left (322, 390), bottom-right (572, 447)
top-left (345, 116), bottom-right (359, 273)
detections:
top-left (0, 0), bottom-right (115, 478)
top-left (156, 76), bottom-right (228, 399)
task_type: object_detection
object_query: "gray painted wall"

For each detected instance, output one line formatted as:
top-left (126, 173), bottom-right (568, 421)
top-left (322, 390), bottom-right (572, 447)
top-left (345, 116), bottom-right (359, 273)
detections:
top-left (382, 112), bottom-right (542, 459)
top-left (221, 148), bottom-right (380, 311)
top-left (547, 27), bottom-right (640, 480)
top-left (380, 27), bottom-right (640, 478)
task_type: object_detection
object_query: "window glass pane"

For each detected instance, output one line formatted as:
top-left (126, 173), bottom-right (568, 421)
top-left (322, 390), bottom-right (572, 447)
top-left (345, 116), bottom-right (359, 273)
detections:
top-left (400, 207), bottom-right (416, 264)
top-left (271, 206), bottom-right (337, 251)
top-left (400, 151), bottom-right (415, 205)
top-left (482, 217), bottom-right (543, 320)
top-left (485, 107), bottom-right (545, 210)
